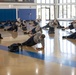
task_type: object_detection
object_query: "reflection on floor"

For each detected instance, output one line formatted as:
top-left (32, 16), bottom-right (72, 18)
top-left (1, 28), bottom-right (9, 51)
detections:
top-left (0, 21), bottom-right (76, 75)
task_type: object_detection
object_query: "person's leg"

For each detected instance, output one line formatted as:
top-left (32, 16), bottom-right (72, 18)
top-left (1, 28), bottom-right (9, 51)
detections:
top-left (48, 27), bottom-right (54, 34)
top-left (42, 23), bottom-right (50, 29)
top-left (14, 26), bottom-right (18, 32)
top-left (21, 36), bottom-right (36, 46)
top-left (57, 21), bottom-right (64, 28)
top-left (7, 27), bottom-right (13, 31)
top-left (62, 32), bottom-right (76, 39)
top-left (62, 24), bottom-right (74, 30)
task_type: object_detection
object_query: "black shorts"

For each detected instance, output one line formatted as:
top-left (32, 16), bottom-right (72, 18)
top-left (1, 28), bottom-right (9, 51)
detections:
top-left (22, 36), bottom-right (37, 46)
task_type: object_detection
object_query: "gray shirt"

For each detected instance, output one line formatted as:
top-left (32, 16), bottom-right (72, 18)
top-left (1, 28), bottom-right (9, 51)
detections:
top-left (34, 33), bottom-right (44, 47)
top-left (35, 25), bottom-right (41, 32)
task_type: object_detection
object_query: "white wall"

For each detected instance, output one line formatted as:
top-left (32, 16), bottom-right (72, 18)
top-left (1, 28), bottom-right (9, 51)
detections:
top-left (0, 1), bottom-right (37, 19)
top-left (0, 3), bottom-right (36, 9)
top-left (0, 0), bottom-right (37, 9)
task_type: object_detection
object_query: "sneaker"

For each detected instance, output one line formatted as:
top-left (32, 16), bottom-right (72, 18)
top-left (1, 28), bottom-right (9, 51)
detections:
top-left (0, 37), bottom-right (3, 39)
top-left (62, 36), bottom-right (67, 39)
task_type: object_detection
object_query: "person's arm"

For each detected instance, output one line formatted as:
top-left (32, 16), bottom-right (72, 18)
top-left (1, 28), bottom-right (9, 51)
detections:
top-left (36, 39), bottom-right (44, 50)
top-left (73, 20), bottom-right (76, 23)
top-left (62, 26), bottom-right (69, 30)
top-left (36, 47), bottom-right (44, 50)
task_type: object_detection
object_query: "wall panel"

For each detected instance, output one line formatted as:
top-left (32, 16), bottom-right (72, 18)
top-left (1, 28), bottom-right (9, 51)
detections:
top-left (18, 9), bottom-right (36, 20)
top-left (0, 9), bottom-right (16, 21)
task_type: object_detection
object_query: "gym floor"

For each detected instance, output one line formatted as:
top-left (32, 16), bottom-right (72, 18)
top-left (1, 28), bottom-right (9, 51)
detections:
top-left (0, 21), bottom-right (76, 75)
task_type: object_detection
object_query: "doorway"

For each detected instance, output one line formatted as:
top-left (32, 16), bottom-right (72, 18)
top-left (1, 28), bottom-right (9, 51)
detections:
top-left (38, 7), bottom-right (50, 21)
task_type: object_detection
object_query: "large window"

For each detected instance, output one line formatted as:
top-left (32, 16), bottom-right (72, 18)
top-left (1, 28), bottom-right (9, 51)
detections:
top-left (50, 0), bottom-right (54, 3)
top-left (46, 0), bottom-right (49, 3)
top-left (67, 5), bottom-right (71, 18)
top-left (63, 0), bottom-right (66, 3)
top-left (72, 5), bottom-right (75, 18)
top-left (58, 4), bottom-right (76, 19)
top-left (41, 0), bottom-right (46, 3)
top-left (67, 0), bottom-right (70, 3)
top-left (37, 5), bottom-right (54, 20)
top-left (37, 0), bottom-right (76, 20)
top-left (50, 6), bottom-right (54, 19)
top-left (37, 0), bottom-right (41, 3)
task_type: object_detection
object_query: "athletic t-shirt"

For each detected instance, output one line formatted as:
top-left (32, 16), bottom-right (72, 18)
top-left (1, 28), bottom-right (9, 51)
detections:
top-left (34, 33), bottom-right (44, 46)
top-left (35, 25), bottom-right (41, 32)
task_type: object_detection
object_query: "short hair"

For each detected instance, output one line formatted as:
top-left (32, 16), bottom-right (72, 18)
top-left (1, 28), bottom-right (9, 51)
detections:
top-left (41, 34), bottom-right (45, 38)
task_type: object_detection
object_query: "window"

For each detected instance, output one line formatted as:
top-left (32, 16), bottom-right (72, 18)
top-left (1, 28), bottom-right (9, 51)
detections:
top-left (46, 0), bottom-right (49, 3)
top-left (37, 0), bottom-right (41, 3)
top-left (50, 0), bottom-right (54, 3)
top-left (42, 0), bottom-right (45, 3)
top-left (72, 0), bottom-right (75, 3)
top-left (63, 5), bottom-right (66, 18)
top-left (18, 0), bottom-right (23, 1)
top-left (58, 0), bottom-right (62, 3)
top-left (37, 5), bottom-right (41, 19)
top-left (63, 0), bottom-right (66, 3)
top-left (72, 5), bottom-right (75, 18)
top-left (59, 5), bottom-right (62, 18)
top-left (67, 0), bottom-right (70, 3)
top-left (67, 5), bottom-right (70, 18)
top-left (50, 6), bottom-right (54, 19)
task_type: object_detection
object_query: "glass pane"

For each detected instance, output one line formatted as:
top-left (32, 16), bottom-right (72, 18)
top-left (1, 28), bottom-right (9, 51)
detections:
top-left (50, 6), bottom-right (54, 19)
top-left (59, 0), bottom-right (62, 3)
top-left (46, 0), bottom-right (49, 3)
top-left (45, 9), bottom-right (49, 20)
top-left (41, 5), bottom-right (46, 21)
top-left (67, 5), bottom-right (70, 18)
top-left (50, 0), bottom-right (54, 3)
top-left (72, 5), bottom-right (75, 18)
top-left (59, 5), bottom-right (62, 18)
top-left (72, 0), bottom-right (75, 3)
top-left (37, 5), bottom-right (41, 19)
top-left (63, 5), bottom-right (66, 18)
top-left (67, 0), bottom-right (70, 3)
top-left (18, 0), bottom-right (23, 1)
top-left (63, 0), bottom-right (66, 3)
top-left (42, 0), bottom-right (45, 3)
top-left (37, 0), bottom-right (41, 3)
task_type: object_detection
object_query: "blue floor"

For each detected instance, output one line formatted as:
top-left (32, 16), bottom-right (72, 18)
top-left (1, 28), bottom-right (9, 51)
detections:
top-left (0, 45), bottom-right (76, 68)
